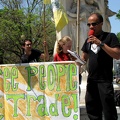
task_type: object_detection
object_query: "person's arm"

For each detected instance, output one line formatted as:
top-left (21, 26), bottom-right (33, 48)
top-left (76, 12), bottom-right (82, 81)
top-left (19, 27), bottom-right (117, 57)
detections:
top-left (53, 54), bottom-right (57, 61)
top-left (81, 52), bottom-right (89, 62)
top-left (100, 44), bottom-right (120, 60)
top-left (74, 52), bottom-right (88, 74)
top-left (40, 41), bottom-right (49, 61)
top-left (88, 35), bottom-right (120, 60)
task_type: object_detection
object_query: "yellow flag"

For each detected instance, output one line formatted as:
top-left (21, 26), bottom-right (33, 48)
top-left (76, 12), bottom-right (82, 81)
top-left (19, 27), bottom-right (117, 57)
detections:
top-left (43, 0), bottom-right (51, 4)
top-left (51, 0), bottom-right (69, 32)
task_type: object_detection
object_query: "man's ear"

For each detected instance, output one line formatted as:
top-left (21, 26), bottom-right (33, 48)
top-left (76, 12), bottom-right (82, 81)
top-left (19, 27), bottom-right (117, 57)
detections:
top-left (22, 46), bottom-right (25, 49)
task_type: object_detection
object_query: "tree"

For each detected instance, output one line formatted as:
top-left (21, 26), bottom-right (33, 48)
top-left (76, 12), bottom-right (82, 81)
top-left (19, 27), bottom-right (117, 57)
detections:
top-left (0, 0), bottom-right (56, 64)
top-left (116, 10), bottom-right (120, 42)
top-left (117, 33), bottom-right (120, 43)
top-left (116, 10), bottom-right (120, 19)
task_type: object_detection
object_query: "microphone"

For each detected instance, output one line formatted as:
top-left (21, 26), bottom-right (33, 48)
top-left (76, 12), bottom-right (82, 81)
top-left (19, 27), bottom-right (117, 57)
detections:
top-left (88, 29), bottom-right (95, 50)
top-left (88, 29), bottom-right (95, 36)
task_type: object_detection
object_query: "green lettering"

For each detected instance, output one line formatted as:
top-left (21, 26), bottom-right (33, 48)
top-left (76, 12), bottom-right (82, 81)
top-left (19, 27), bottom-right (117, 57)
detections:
top-left (3, 68), bottom-right (10, 92)
top-left (37, 95), bottom-right (49, 116)
top-left (0, 95), bottom-right (3, 108)
top-left (71, 94), bottom-right (78, 112)
top-left (26, 95), bottom-right (37, 116)
top-left (39, 65), bottom-right (46, 90)
top-left (67, 64), bottom-right (77, 91)
top-left (47, 64), bottom-right (56, 91)
top-left (11, 67), bottom-right (19, 91)
top-left (49, 94), bottom-right (59, 116)
top-left (56, 64), bottom-right (65, 91)
top-left (0, 115), bottom-right (4, 119)
top-left (25, 66), bottom-right (38, 91)
top-left (72, 94), bottom-right (79, 120)
top-left (61, 95), bottom-right (71, 117)
top-left (6, 94), bottom-right (25, 117)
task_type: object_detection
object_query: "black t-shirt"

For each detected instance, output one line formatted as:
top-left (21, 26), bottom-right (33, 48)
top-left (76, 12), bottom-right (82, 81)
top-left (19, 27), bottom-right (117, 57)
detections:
top-left (21, 49), bottom-right (42, 63)
top-left (81, 32), bottom-right (120, 82)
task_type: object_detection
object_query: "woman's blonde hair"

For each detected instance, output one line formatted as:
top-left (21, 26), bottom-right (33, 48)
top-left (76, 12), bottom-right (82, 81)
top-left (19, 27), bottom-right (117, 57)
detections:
top-left (56, 36), bottom-right (72, 54)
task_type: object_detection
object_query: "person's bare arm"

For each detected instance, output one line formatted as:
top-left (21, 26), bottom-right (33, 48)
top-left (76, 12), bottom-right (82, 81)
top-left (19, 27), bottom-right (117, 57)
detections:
top-left (40, 41), bottom-right (49, 61)
top-left (74, 52), bottom-right (88, 74)
top-left (88, 35), bottom-right (120, 60)
top-left (81, 52), bottom-right (89, 62)
top-left (101, 45), bottom-right (120, 60)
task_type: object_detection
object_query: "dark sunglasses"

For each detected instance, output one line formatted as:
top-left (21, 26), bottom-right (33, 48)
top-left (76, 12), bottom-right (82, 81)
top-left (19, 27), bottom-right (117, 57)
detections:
top-left (87, 22), bottom-right (100, 27)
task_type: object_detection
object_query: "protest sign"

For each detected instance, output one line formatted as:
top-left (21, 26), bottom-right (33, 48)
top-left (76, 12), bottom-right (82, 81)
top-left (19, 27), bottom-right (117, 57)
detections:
top-left (0, 61), bottom-right (79, 120)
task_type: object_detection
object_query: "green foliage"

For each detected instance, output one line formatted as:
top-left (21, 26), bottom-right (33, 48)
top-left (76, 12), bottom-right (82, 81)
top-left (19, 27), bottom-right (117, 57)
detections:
top-left (117, 33), bottom-right (120, 43)
top-left (116, 10), bottom-right (120, 43)
top-left (116, 10), bottom-right (120, 19)
top-left (0, 1), bottom-right (56, 64)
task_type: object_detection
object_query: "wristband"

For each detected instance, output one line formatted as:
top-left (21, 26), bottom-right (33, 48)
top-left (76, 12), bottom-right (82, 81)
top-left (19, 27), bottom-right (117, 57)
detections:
top-left (99, 41), bottom-right (104, 47)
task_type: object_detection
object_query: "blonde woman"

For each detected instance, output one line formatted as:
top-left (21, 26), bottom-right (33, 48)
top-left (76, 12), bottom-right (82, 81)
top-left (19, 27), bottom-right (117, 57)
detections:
top-left (53, 36), bottom-right (82, 84)
top-left (54, 36), bottom-right (72, 61)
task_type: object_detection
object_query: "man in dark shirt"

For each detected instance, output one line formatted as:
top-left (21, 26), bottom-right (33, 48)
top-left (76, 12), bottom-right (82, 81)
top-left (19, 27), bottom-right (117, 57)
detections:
top-left (21, 39), bottom-right (49, 63)
top-left (81, 13), bottom-right (120, 120)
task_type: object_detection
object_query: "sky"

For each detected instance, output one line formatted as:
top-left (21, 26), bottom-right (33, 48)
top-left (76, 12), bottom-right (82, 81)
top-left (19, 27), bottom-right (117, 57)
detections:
top-left (108, 0), bottom-right (120, 34)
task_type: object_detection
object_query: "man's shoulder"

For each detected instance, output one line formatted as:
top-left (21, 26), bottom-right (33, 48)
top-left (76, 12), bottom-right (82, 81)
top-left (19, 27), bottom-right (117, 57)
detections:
top-left (31, 49), bottom-right (42, 57)
top-left (32, 48), bottom-right (39, 51)
top-left (31, 49), bottom-right (41, 53)
top-left (102, 31), bottom-right (116, 40)
top-left (103, 31), bottom-right (116, 36)
top-left (103, 31), bottom-right (109, 35)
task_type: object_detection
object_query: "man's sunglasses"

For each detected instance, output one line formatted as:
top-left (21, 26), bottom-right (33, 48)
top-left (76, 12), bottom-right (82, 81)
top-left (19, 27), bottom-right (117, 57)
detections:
top-left (87, 22), bottom-right (101, 27)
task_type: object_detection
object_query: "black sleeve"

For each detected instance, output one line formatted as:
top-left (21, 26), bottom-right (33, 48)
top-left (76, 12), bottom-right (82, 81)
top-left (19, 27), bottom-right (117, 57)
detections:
top-left (33, 49), bottom-right (42, 57)
top-left (103, 32), bottom-right (120, 48)
top-left (109, 33), bottom-right (120, 48)
top-left (81, 38), bottom-right (90, 53)
top-left (21, 54), bottom-right (28, 63)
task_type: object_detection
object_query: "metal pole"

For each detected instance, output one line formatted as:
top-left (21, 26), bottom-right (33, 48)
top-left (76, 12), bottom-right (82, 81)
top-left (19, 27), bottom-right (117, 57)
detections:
top-left (43, 4), bottom-right (46, 62)
top-left (76, 0), bottom-right (80, 54)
